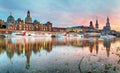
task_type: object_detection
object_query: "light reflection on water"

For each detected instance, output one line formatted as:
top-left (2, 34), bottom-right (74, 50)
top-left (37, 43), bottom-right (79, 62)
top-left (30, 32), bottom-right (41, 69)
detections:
top-left (0, 37), bottom-right (120, 73)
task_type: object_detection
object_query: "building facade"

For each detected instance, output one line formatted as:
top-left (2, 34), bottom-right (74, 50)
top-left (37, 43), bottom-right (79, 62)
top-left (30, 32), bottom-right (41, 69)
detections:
top-left (103, 17), bottom-right (111, 31)
top-left (0, 20), bottom-right (6, 28)
top-left (5, 11), bottom-right (52, 31)
top-left (52, 27), bottom-right (66, 32)
top-left (25, 10), bottom-right (32, 24)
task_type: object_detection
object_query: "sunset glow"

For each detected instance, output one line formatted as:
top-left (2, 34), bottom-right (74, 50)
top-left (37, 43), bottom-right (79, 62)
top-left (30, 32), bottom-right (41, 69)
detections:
top-left (0, 0), bottom-right (120, 31)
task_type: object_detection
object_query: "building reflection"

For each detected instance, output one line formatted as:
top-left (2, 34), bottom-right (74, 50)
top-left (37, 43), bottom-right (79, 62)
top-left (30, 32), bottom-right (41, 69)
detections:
top-left (88, 39), bottom-right (94, 53)
top-left (0, 37), bottom-right (116, 69)
top-left (96, 38), bottom-right (99, 54)
top-left (103, 39), bottom-right (111, 57)
top-left (87, 38), bottom-right (100, 54)
top-left (0, 38), bottom-right (53, 69)
top-left (25, 44), bottom-right (32, 70)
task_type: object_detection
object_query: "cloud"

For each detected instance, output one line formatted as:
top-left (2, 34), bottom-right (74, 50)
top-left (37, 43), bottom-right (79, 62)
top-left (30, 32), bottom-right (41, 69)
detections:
top-left (0, 0), bottom-right (120, 30)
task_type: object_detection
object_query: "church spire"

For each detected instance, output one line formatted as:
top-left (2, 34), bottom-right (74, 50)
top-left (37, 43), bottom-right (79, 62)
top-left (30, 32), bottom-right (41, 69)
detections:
top-left (27, 10), bottom-right (30, 17)
top-left (106, 16), bottom-right (110, 24)
top-left (95, 19), bottom-right (99, 29)
top-left (105, 16), bottom-right (111, 30)
top-left (95, 16), bottom-right (99, 29)
top-left (25, 10), bottom-right (32, 24)
top-left (10, 12), bottom-right (12, 16)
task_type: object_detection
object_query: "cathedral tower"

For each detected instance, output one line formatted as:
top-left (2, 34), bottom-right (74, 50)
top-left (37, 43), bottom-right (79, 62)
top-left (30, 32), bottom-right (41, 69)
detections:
top-left (25, 10), bottom-right (32, 24)
top-left (95, 19), bottom-right (99, 29)
top-left (106, 17), bottom-right (111, 30)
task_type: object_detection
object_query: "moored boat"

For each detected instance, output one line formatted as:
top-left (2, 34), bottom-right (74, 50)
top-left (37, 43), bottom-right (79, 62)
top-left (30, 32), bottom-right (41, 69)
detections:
top-left (5, 31), bottom-right (52, 38)
top-left (100, 34), bottom-right (116, 39)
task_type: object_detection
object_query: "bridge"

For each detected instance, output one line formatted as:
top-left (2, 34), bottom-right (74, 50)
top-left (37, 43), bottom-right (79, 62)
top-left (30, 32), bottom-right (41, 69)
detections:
top-left (85, 32), bottom-right (101, 37)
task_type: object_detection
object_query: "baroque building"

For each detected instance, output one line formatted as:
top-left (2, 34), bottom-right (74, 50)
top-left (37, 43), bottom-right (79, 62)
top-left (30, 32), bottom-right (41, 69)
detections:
top-left (103, 17), bottom-right (111, 31)
top-left (6, 12), bottom-right (16, 30)
top-left (0, 19), bottom-right (6, 28)
top-left (5, 10), bottom-right (52, 31)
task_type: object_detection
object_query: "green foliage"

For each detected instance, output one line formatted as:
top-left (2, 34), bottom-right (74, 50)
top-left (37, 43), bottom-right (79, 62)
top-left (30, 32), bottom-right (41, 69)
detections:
top-left (105, 64), bottom-right (112, 70)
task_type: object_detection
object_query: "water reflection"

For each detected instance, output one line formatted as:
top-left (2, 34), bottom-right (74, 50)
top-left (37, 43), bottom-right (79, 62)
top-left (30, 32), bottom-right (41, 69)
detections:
top-left (103, 39), bottom-right (111, 57)
top-left (0, 38), bottom-right (115, 58)
top-left (95, 38), bottom-right (99, 54)
top-left (1, 38), bottom-right (114, 56)
top-left (0, 37), bottom-right (119, 73)
top-left (88, 38), bottom-right (95, 53)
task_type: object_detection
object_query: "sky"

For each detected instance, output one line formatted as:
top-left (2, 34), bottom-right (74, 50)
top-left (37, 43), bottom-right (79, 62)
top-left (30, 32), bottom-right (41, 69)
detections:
top-left (0, 0), bottom-right (120, 31)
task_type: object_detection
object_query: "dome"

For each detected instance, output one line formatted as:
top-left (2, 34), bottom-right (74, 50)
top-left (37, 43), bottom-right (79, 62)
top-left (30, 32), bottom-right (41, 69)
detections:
top-left (7, 15), bottom-right (15, 24)
top-left (33, 20), bottom-right (38, 23)
top-left (33, 20), bottom-right (40, 24)
top-left (25, 16), bottom-right (32, 24)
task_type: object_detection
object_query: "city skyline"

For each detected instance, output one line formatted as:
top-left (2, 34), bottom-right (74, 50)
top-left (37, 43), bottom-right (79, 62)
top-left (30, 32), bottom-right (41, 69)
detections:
top-left (0, 0), bottom-right (120, 31)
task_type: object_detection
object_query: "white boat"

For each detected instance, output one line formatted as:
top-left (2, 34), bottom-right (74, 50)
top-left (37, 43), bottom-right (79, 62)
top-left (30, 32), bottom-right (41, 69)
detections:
top-left (5, 37), bottom-right (52, 44)
top-left (65, 33), bottom-right (84, 38)
top-left (5, 32), bottom-right (32, 38)
top-left (5, 32), bottom-right (52, 38)
top-left (100, 34), bottom-right (116, 39)
top-left (58, 33), bottom-right (84, 41)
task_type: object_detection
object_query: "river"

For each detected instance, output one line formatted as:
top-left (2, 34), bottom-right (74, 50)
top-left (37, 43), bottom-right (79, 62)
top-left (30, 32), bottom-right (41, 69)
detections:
top-left (0, 37), bottom-right (120, 73)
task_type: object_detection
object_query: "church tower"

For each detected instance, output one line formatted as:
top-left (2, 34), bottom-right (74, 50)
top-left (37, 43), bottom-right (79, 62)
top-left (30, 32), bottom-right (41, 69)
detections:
top-left (89, 21), bottom-right (94, 29)
top-left (95, 19), bottom-right (99, 29)
top-left (106, 17), bottom-right (111, 30)
top-left (25, 10), bottom-right (32, 24)
top-left (27, 10), bottom-right (30, 17)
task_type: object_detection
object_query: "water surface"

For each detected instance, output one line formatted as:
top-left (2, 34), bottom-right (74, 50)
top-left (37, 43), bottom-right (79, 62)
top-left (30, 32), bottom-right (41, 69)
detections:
top-left (0, 37), bottom-right (120, 73)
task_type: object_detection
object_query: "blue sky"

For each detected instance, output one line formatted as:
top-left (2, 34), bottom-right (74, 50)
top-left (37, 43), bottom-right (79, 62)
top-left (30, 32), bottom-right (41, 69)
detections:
top-left (0, 0), bottom-right (120, 30)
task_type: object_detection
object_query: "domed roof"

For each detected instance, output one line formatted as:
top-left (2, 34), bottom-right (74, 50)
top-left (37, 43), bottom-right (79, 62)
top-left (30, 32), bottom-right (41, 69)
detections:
top-left (7, 13), bottom-right (15, 24)
top-left (33, 20), bottom-right (38, 23)
top-left (7, 15), bottom-right (14, 21)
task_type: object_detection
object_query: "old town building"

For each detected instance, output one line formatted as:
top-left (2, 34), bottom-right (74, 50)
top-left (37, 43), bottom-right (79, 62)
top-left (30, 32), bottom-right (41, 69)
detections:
top-left (0, 20), bottom-right (4, 25)
top-left (0, 19), bottom-right (6, 29)
top-left (103, 17), bottom-right (111, 31)
top-left (5, 11), bottom-right (52, 31)
top-left (52, 27), bottom-right (66, 32)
